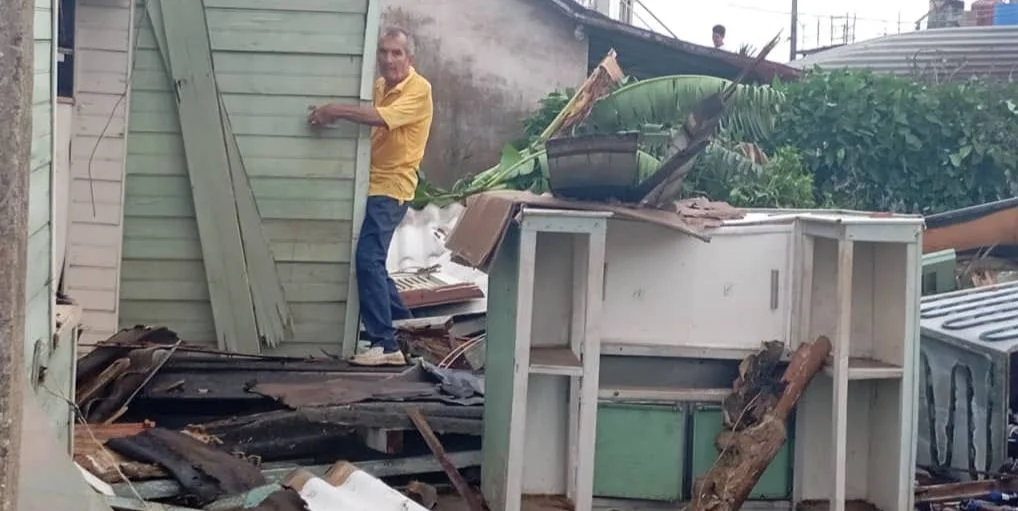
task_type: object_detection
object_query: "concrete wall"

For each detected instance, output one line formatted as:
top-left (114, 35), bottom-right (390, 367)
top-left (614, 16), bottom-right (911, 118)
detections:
top-left (381, 0), bottom-right (587, 187)
top-left (66, 0), bottom-right (133, 345)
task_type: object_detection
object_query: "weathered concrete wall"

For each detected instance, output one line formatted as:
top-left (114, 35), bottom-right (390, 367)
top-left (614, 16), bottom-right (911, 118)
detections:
top-left (382, 0), bottom-right (587, 187)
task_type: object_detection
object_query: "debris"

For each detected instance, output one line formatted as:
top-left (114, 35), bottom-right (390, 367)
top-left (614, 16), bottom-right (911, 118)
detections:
top-left (393, 268), bottom-right (484, 310)
top-left (106, 496), bottom-right (202, 511)
top-left (77, 343), bottom-right (180, 423)
top-left (112, 451), bottom-right (484, 501)
top-left (446, 190), bottom-right (746, 271)
top-left (398, 314), bottom-right (487, 371)
top-left (203, 483), bottom-right (306, 511)
top-left (74, 326), bottom-right (486, 507)
top-left (916, 479), bottom-right (1018, 505)
top-left (103, 339), bottom-right (183, 424)
top-left (74, 421), bottom-right (165, 483)
top-left (248, 377), bottom-right (439, 409)
top-left (407, 481), bottom-right (439, 509)
top-left (192, 403), bottom-right (482, 461)
top-left (690, 336), bottom-right (833, 511)
top-left (76, 462), bottom-right (115, 496)
top-left (637, 34), bottom-right (781, 208)
top-left (105, 428), bottom-right (266, 505)
top-left (407, 407), bottom-right (486, 511)
top-left (283, 462), bottom-right (429, 511)
top-left (544, 49), bottom-right (624, 140)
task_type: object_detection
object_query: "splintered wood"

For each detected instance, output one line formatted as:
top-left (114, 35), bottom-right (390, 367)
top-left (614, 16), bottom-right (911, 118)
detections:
top-left (691, 337), bottom-right (832, 511)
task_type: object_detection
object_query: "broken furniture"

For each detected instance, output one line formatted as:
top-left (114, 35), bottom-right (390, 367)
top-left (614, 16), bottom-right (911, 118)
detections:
top-left (447, 192), bottom-right (921, 510)
top-left (918, 281), bottom-right (1018, 479)
top-left (482, 208), bottom-right (608, 511)
top-left (783, 212), bottom-right (922, 511)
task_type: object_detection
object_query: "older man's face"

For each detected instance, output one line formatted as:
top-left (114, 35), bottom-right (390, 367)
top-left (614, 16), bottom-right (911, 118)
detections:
top-left (378, 34), bottom-right (412, 85)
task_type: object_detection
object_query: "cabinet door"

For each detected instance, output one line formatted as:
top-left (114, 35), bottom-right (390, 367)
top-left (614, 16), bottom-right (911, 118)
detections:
top-left (593, 402), bottom-right (686, 501)
top-left (603, 222), bottom-right (793, 352)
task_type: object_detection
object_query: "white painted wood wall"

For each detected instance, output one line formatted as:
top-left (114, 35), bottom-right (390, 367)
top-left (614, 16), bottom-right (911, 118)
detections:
top-left (66, 0), bottom-right (133, 345)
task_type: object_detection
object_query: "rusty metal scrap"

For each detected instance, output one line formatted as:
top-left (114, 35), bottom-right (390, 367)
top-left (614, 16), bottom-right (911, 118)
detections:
top-left (78, 344), bottom-right (180, 424)
top-left (249, 377), bottom-right (439, 409)
top-left (393, 269), bottom-right (484, 309)
top-left (191, 404), bottom-right (483, 463)
top-left (139, 353), bottom-right (406, 402)
top-left (398, 313), bottom-right (486, 371)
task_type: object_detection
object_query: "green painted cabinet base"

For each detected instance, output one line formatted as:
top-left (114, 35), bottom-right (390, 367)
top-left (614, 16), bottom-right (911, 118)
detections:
top-left (593, 403), bottom-right (686, 502)
top-left (691, 406), bottom-right (792, 500)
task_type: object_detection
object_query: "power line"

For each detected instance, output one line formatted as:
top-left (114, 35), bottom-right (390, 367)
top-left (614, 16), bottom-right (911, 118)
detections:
top-left (726, 2), bottom-right (913, 26)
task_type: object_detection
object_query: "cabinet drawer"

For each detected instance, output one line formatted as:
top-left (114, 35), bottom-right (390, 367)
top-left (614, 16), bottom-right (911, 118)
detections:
top-left (690, 405), bottom-right (792, 499)
top-left (593, 402), bottom-right (686, 501)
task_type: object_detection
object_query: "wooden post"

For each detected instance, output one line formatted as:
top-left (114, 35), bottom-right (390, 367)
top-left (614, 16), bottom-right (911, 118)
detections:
top-left (407, 408), bottom-right (486, 511)
top-left (0, 0), bottom-right (34, 507)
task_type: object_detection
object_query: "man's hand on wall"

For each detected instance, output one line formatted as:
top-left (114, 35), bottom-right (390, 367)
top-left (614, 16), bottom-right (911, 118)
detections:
top-left (307, 104), bottom-right (339, 127)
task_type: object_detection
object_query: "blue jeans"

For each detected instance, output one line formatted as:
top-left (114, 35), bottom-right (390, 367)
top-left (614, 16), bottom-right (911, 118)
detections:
top-left (356, 196), bottom-right (412, 352)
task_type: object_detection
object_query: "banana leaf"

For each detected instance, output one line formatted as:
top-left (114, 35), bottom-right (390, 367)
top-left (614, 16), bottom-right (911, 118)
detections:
top-left (582, 75), bottom-right (785, 143)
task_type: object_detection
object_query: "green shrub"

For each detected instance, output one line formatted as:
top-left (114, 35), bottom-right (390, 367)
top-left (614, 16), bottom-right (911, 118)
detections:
top-left (772, 69), bottom-right (1018, 214)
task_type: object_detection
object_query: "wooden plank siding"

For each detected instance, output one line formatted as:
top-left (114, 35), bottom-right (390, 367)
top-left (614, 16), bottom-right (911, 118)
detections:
top-left (26, 0), bottom-right (55, 371)
top-left (119, 0), bottom-right (373, 354)
top-left (67, 0), bottom-right (134, 345)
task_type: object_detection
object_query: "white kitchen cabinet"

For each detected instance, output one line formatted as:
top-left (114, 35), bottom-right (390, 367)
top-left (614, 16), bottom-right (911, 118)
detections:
top-left (602, 219), bottom-right (796, 358)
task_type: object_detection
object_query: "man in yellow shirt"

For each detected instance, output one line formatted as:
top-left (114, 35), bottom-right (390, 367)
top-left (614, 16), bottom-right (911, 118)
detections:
top-left (308, 27), bottom-right (433, 366)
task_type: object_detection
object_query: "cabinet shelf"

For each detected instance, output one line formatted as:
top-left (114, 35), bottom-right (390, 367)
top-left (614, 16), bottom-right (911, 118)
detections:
top-left (529, 347), bottom-right (583, 376)
top-left (822, 356), bottom-right (904, 381)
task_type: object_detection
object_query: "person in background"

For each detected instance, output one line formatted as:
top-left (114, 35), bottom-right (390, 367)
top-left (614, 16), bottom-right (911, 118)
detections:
top-left (307, 27), bottom-right (434, 366)
top-left (712, 24), bottom-right (726, 49)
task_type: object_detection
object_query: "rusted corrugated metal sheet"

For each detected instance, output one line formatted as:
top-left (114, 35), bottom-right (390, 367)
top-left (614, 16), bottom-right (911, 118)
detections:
top-left (393, 271), bottom-right (485, 309)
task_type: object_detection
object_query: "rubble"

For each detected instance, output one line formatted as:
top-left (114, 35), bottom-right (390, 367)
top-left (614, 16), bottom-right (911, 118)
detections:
top-left (74, 321), bottom-right (488, 510)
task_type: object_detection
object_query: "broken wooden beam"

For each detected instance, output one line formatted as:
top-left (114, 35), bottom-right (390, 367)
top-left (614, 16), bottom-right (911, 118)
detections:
top-left (691, 337), bottom-right (832, 511)
top-left (916, 479), bottom-right (1018, 504)
top-left (407, 408), bottom-right (486, 511)
top-left (112, 451), bottom-right (484, 501)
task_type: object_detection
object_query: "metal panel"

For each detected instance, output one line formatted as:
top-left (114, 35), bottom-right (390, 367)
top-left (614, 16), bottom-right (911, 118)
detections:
top-left (917, 333), bottom-right (1004, 478)
top-left (593, 402), bottom-right (686, 501)
top-left (690, 405), bottom-right (792, 500)
top-left (918, 282), bottom-right (1018, 478)
top-left (793, 26), bottom-right (1018, 82)
top-left (921, 281), bottom-right (1018, 354)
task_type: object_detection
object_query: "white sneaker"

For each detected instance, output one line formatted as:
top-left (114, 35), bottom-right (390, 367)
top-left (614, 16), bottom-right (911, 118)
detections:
top-left (350, 346), bottom-right (407, 367)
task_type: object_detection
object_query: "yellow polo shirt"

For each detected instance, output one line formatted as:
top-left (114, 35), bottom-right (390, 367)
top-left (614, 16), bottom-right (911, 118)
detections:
top-left (370, 68), bottom-right (434, 201)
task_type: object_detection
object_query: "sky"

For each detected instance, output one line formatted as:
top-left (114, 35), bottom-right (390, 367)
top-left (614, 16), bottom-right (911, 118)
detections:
top-left (617, 0), bottom-right (943, 62)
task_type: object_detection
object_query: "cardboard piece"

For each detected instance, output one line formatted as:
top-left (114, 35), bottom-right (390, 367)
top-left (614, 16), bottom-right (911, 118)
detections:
top-left (444, 191), bottom-right (743, 272)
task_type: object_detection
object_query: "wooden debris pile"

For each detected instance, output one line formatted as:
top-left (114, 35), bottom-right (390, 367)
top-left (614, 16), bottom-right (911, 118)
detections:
top-left (74, 325), bottom-right (488, 511)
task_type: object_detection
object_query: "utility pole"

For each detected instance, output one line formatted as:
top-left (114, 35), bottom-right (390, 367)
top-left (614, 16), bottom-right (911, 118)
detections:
top-left (0, 0), bottom-right (33, 508)
top-left (790, 0), bottom-right (799, 61)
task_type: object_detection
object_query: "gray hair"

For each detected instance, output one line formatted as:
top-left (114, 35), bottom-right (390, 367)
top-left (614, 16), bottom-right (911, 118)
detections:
top-left (380, 26), bottom-right (416, 56)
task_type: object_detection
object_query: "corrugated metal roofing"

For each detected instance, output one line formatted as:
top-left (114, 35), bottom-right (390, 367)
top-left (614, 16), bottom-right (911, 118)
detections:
top-left (920, 281), bottom-right (1018, 353)
top-left (388, 204), bottom-right (489, 296)
top-left (793, 25), bottom-right (1018, 82)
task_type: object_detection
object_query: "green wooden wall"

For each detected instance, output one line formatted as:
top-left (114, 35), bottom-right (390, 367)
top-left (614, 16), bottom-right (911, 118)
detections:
top-left (27, 0), bottom-right (54, 372)
top-left (120, 0), bottom-right (375, 354)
